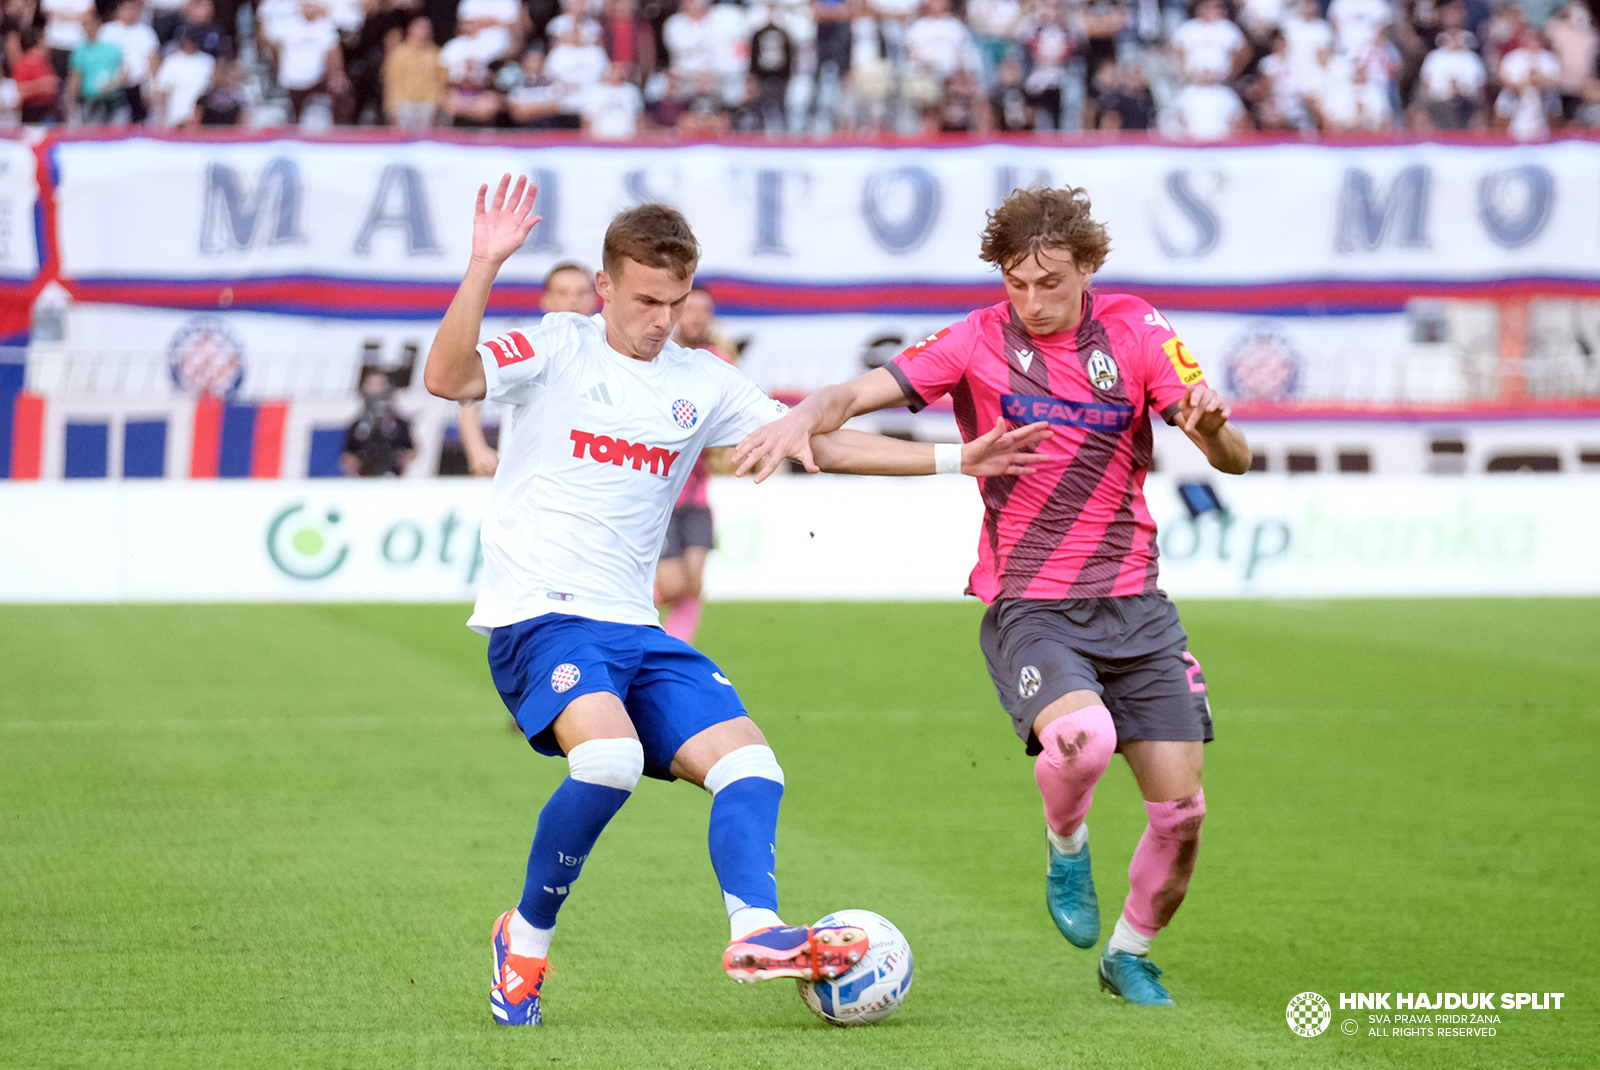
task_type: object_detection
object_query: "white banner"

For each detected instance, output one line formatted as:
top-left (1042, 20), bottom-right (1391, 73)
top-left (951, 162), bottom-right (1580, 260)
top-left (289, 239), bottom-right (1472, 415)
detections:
top-left (0, 138), bottom-right (42, 283)
top-left (48, 138), bottom-right (1600, 304)
top-left (1, 474), bottom-right (1595, 602)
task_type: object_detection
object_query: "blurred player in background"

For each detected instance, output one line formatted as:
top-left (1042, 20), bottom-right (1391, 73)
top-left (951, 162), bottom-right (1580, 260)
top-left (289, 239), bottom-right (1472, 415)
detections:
top-left (424, 175), bottom-right (1045, 1026)
top-left (655, 286), bottom-right (728, 644)
top-left (732, 185), bottom-right (1252, 1007)
top-left (457, 261), bottom-right (598, 476)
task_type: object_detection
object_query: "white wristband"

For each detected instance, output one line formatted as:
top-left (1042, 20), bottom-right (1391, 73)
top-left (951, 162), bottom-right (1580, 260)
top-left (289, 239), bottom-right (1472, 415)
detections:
top-left (934, 442), bottom-right (962, 475)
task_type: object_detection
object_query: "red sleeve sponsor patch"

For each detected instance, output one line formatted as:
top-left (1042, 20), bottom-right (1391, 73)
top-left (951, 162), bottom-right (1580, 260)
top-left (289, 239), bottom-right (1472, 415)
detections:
top-left (898, 326), bottom-right (951, 360)
top-left (487, 331), bottom-right (535, 368)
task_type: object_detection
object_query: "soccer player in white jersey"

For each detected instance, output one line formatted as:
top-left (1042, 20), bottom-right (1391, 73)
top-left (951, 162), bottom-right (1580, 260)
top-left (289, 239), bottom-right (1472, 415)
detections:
top-left (424, 175), bottom-right (1046, 1026)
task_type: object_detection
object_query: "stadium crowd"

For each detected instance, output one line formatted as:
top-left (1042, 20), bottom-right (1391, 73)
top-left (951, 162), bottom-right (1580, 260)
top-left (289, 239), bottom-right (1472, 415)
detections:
top-left (0, 0), bottom-right (1594, 137)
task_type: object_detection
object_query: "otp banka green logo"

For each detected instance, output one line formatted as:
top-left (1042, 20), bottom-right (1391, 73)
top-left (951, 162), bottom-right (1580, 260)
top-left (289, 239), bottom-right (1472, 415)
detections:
top-left (267, 503), bottom-right (350, 580)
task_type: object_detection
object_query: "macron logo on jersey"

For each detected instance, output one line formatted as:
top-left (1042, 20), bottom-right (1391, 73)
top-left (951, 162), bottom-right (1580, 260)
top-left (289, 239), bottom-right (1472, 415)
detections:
top-left (1003, 394), bottom-right (1134, 434)
top-left (570, 430), bottom-right (681, 477)
top-left (485, 332), bottom-right (536, 368)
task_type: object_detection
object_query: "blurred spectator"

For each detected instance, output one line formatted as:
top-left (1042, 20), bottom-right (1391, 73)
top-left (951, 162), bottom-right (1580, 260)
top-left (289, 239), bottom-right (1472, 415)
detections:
top-left (1411, 27), bottom-right (1484, 128)
top-left (198, 55), bottom-right (253, 123)
top-left (1163, 66), bottom-right (1247, 138)
top-left (2, 0), bottom-right (44, 80)
top-left (1252, 28), bottom-right (1311, 128)
top-left (965, 0), bottom-right (1020, 85)
top-left (1092, 57), bottom-right (1155, 129)
top-left (662, 0), bottom-right (746, 105)
top-left (545, 0), bottom-right (600, 47)
top-left (1079, 0), bottom-right (1127, 91)
top-left (65, 11), bottom-right (122, 124)
top-left (1281, 0), bottom-right (1334, 95)
top-left (505, 47), bottom-right (565, 125)
top-left (676, 67), bottom-right (730, 132)
top-left (41, 0), bottom-right (87, 81)
top-left (598, 0), bottom-right (653, 80)
top-left (579, 57), bottom-right (642, 135)
top-left (440, 51), bottom-right (500, 124)
top-left (931, 65), bottom-right (990, 129)
top-left (14, 26), bottom-right (55, 120)
top-left (148, 0), bottom-right (184, 46)
top-left (382, 14), bottom-right (442, 128)
top-left (267, 0), bottom-right (351, 124)
top-left (728, 71), bottom-right (764, 129)
top-left (748, 11), bottom-right (793, 128)
top-left (990, 53), bottom-right (1032, 129)
top-left (1170, 0), bottom-right (1248, 81)
top-left (904, 0), bottom-right (979, 112)
top-left (1544, 1), bottom-right (1595, 125)
top-left (1494, 26), bottom-right (1558, 139)
top-left (177, 0), bottom-right (233, 59)
top-left (342, 368), bottom-right (415, 477)
top-left (1316, 54), bottom-right (1393, 128)
top-left (341, 0), bottom-right (416, 125)
top-left (1015, 0), bottom-right (1069, 129)
top-left (151, 26), bottom-right (212, 125)
top-left (98, 0), bottom-right (157, 124)
top-left (452, 0), bottom-right (520, 65)
top-left (545, 20), bottom-right (606, 118)
top-left (1327, 0), bottom-right (1392, 56)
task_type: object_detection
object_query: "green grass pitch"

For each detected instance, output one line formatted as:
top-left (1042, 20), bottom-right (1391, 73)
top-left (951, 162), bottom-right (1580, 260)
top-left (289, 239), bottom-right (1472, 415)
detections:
top-left (1, 600), bottom-right (1596, 1069)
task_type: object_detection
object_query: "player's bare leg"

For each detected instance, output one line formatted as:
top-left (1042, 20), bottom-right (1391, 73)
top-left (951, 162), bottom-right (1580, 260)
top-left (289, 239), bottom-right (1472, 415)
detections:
top-left (1097, 739), bottom-right (1205, 1007)
top-left (672, 718), bottom-right (869, 983)
top-left (494, 694), bottom-right (643, 1025)
top-left (655, 546), bottom-right (707, 644)
top-left (1032, 691), bottom-right (1117, 948)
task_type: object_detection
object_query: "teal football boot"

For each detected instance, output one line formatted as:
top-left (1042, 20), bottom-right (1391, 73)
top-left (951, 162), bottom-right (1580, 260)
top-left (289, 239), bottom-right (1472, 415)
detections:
top-left (1097, 950), bottom-right (1176, 1006)
top-left (1045, 839), bottom-right (1100, 948)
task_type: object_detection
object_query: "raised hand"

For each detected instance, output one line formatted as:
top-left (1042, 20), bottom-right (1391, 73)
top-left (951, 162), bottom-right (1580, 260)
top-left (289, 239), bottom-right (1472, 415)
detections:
top-left (1177, 382), bottom-right (1231, 436)
top-left (961, 419), bottom-right (1054, 477)
top-left (472, 174), bottom-right (542, 267)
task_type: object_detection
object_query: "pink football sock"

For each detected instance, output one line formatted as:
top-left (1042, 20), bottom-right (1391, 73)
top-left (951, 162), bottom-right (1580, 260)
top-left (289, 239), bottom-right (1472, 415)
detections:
top-left (664, 597), bottom-right (703, 644)
top-left (1032, 705), bottom-right (1117, 837)
top-left (1122, 790), bottom-right (1207, 938)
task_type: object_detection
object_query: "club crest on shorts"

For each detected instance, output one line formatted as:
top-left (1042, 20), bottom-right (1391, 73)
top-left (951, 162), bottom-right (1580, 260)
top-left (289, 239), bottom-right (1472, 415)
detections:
top-left (671, 399), bottom-right (698, 428)
top-left (1087, 350), bottom-right (1119, 391)
top-left (1018, 665), bottom-right (1042, 700)
top-left (550, 663), bottom-right (581, 693)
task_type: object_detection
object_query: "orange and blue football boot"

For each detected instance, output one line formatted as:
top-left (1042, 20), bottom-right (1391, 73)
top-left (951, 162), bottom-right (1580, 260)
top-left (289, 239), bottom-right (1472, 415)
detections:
top-left (722, 924), bottom-right (870, 983)
top-left (491, 910), bottom-right (550, 1026)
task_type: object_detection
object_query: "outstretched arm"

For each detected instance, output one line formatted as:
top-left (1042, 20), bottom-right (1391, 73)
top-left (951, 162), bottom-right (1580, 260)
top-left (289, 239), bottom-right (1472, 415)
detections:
top-left (809, 420), bottom-right (1052, 477)
top-left (1175, 383), bottom-right (1251, 474)
top-left (729, 367), bottom-right (909, 483)
top-left (423, 175), bottom-right (541, 402)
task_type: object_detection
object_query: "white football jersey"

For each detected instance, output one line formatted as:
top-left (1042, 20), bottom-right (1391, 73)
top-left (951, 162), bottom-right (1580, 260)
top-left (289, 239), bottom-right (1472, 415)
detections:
top-left (467, 312), bottom-right (785, 633)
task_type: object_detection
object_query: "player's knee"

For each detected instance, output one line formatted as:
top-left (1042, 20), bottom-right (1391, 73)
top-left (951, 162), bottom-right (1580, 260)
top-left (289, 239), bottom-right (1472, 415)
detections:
top-left (1149, 788), bottom-right (1206, 840)
top-left (1037, 706), bottom-right (1117, 773)
top-left (567, 737), bottom-right (644, 792)
top-left (703, 744), bottom-right (784, 795)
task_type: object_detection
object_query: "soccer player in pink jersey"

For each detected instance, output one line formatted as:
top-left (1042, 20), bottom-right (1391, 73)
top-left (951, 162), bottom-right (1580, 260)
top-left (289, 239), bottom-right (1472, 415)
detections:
top-left (732, 185), bottom-right (1252, 1006)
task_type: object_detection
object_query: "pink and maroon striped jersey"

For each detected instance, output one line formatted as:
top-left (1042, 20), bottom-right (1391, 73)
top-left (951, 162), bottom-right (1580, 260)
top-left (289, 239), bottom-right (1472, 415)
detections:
top-left (887, 293), bottom-right (1206, 602)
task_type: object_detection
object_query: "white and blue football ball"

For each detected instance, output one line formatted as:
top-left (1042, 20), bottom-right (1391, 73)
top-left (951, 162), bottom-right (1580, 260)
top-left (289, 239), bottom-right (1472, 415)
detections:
top-left (797, 910), bottom-right (913, 1026)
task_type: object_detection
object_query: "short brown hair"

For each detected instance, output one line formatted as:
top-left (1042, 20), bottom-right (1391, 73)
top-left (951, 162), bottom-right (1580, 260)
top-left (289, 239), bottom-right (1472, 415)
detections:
top-left (980, 186), bottom-right (1111, 274)
top-left (543, 260), bottom-right (593, 289)
top-left (603, 204), bottom-right (700, 280)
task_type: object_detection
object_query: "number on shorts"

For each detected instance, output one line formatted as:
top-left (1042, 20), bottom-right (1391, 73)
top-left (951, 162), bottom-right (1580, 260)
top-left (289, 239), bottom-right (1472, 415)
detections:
top-left (1182, 651), bottom-right (1207, 694)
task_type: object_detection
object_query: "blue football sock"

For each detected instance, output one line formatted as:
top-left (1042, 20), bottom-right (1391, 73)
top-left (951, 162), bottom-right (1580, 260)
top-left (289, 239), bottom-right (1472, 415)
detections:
top-left (707, 776), bottom-right (783, 913)
top-left (518, 776), bottom-right (631, 929)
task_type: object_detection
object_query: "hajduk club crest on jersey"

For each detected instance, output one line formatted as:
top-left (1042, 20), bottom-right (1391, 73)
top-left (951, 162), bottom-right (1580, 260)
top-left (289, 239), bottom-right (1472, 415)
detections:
top-left (672, 399), bottom-right (698, 428)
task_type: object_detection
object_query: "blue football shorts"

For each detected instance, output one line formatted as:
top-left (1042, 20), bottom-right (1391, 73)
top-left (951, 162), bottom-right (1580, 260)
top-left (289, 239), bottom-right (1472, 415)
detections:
top-left (486, 612), bottom-right (749, 781)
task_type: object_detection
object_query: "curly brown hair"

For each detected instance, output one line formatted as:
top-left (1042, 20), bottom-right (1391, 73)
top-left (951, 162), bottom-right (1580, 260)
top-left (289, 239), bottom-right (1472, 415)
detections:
top-left (603, 203), bottom-right (700, 280)
top-left (979, 186), bottom-right (1111, 274)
